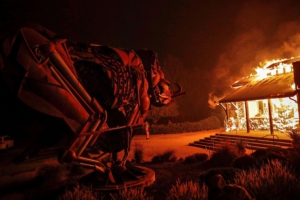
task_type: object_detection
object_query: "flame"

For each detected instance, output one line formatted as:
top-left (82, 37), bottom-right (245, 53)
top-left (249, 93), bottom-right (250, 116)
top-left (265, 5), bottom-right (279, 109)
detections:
top-left (225, 97), bottom-right (299, 133)
top-left (253, 58), bottom-right (295, 81)
top-left (291, 83), bottom-right (296, 89)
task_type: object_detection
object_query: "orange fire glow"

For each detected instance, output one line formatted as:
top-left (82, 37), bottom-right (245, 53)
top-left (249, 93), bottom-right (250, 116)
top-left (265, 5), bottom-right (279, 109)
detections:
top-left (224, 57), bottom-right (300, 133)
top-left (254, 58), bottom-right (294, 81)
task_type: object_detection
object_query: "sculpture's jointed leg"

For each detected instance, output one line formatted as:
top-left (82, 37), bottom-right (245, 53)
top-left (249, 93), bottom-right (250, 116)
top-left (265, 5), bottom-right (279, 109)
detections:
top-left (1, 26), bottom-right (110, 176)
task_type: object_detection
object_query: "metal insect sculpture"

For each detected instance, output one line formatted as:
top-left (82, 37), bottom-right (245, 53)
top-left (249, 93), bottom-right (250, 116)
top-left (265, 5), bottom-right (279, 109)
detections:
top-left (0, 24), bottom-right (185, 189)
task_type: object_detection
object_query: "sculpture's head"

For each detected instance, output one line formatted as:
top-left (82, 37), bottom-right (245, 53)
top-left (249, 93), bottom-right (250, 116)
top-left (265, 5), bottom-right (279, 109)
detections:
top-left (154, 78), bottom-right (172, 106)
top-left (135, 49), bottom-right (186, 107)
top-left (151, 78), bottom-right (185, 107)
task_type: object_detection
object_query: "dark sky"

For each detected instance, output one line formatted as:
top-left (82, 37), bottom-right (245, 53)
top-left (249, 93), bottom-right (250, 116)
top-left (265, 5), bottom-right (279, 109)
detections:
top-left (2, 0), bottom-right (300, 121)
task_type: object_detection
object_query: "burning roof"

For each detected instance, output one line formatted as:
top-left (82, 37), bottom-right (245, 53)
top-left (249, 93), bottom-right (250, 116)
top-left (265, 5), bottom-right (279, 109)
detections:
top-left (219, 57), bottom-right (300, 103)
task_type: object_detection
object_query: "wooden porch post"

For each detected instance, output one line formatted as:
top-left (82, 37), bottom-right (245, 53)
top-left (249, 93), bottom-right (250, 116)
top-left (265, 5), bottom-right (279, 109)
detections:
top-left (245, 101), bottom-right (250, 133)
top-left (297, 93), bottom-right (300, 126)
top-left (292, 61), bottom-right (300, 126)
top-left (268, 98), bottom-right (274, 135)
top-left (226, 103), bottom-right (230, 121)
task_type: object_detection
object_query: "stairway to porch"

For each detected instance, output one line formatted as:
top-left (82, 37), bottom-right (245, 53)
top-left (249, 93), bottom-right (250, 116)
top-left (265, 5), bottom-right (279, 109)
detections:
top-left (189, 132), bottom-right (292, 151)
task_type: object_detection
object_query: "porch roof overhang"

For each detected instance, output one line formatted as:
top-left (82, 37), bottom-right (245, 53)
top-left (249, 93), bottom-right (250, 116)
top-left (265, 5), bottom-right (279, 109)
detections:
top-left (219, 72), bottom-right (297, 103)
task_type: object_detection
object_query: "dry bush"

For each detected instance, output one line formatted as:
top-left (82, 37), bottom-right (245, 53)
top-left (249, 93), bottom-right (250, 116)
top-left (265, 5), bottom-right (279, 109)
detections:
top-left (235, 139), bottom-right (247, 155)
top-left (184, 153), bottom-right (208, 164)
top-left (233, 154), bottom-right (256, 170)
top-left (57, 183), bottom-right (103, 200)
top-left (166, 179), bottom-right (208, 200)
top-left (250, 149), bottom-right (268, 159)
top-left (234, 159), bottom-right (300, 200)
top-left (151, 149), bottom-right (177, 163)
top-left (36, 163), bottom-right (67, 186)
top-left (134, 142), bottom-right (144, 164)
top-left (285, 148), bottom-right (300, 173)
top-left (162, 149), bottom-right (177, 161)
top-left (109, 186), bottom-right (153, 200)
top-left (207, 141), bottom-right (239, 168)
top-left (149, 116), bottom-right (221, 134)
top-left (151, 154), bottom-right (164, 163)
top-left (199, 167), bottom-right (243, 188)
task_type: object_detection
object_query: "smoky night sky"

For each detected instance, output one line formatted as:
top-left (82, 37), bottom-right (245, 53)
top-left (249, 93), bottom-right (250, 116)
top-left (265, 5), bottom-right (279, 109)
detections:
top-left (2, 0), bottom-right (300, 121)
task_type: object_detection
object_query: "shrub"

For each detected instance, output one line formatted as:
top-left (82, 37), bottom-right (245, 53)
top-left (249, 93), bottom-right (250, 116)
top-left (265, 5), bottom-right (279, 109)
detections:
top-left (58, 183), bottom-right (103, 200)
top-left (149, 116), bottom-right (221, 134)
top-left (109, 186), bottom-right (153, 200)
top-left (250, 148), bottom-right (288, 168)
top-left (284, 148), bottom-right (300, 174)
top-left (151, 149), bottom-right (177, 163)
top-left (288, 128), bottom-right (300, 146)
top-left (233, 154), bottom-right (256, 170)
top-left (250, 149), bottom-right (268, 159)
top-left (162, 149), bottom-right (176, 162)
top-left (36, 163), bottom-right (67, 186)
top-left (235, 139), bottom-right (247, 155)
top-left (134, 142), bottom-right (144, 164)
top-left (167, 179), bottom-right (208, 200)
top-left (207, 141), bottom-right (239, 168)
top-left (184, 153), bottom-right (208, 164)
top-left (234, 159), bottom-right (300, 200)
top-left (151, 154), bottom-right (164, 163)
top-left (199, 167), bottom-right (243, 188)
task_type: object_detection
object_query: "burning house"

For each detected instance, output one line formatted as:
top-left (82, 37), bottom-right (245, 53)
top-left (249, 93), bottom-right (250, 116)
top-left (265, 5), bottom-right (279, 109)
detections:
top-left (218, 57), bottom-right (300, 135)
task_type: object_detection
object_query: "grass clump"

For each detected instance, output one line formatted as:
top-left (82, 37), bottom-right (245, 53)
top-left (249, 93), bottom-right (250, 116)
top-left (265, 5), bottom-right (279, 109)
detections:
top-left (151, 149), bottom-right (177, 163)
top-left (234, 159), bottom-right (300, 200)
top-left (184, 153), bottom-right (208, 164)
top-left (199, 167), bottom-right (243, 187)
top-left (109, 187), bottom-right (153, 200)
top-left (235, 139), bottom-right (247, 155)
top-left (166, 179), bottom-right (207, 200)
top-left (149, 116), bottom-right (221, 134)
top-left (207, 141), bottom-right (239, 168)
top-left (58, 183), bottom-right (103, 200)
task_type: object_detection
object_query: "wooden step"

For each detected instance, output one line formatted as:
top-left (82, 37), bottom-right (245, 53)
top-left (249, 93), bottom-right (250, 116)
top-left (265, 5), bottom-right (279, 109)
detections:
top-left (215, 133), bottom-right (291, 142)
top-left (189, 142), bottom-right (269, 151)
top-left (199, 137), bottom-right (292, 147)
top-left (189, 133), bottom-right (292, 151)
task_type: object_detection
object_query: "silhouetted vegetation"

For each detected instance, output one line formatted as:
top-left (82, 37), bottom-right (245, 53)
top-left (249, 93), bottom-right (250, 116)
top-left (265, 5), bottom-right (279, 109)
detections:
top-left (133, 142), bottom-right (144, 164)
top-left (4, 141), bottom-right (300, 199)
top-left (58, 183), bottom-right (103, 200)
top-left (109, 187), bottom-right (153, 200)
top-left (151, 149), bottom-right (177, 163)
top-left (147, 116), bottom-right (221, 134)
top-left (184, 153), bottom-right (209, 164)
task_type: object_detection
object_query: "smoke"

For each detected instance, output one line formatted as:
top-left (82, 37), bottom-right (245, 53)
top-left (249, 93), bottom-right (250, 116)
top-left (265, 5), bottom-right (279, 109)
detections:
top-left (208, 0), bottom-right (300, 109)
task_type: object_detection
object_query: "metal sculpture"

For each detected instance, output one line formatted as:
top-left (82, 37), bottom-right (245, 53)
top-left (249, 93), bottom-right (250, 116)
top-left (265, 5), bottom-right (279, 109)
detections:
top-left (0, 24), bottom-right (185, 189)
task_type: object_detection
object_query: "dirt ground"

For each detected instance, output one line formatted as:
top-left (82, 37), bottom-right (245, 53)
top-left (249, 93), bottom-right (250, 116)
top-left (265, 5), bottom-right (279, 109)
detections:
top-left (127, 128), bottom-right (224, 161)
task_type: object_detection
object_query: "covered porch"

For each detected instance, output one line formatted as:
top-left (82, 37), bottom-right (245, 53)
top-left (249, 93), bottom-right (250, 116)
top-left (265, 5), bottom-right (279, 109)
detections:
top-left (219, 59), bottom-right (300, 136)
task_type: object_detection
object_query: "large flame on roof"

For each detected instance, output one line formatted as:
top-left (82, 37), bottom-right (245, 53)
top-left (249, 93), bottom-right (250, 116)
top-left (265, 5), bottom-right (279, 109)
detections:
top-left (254, 58), bottom-right (293, 81)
